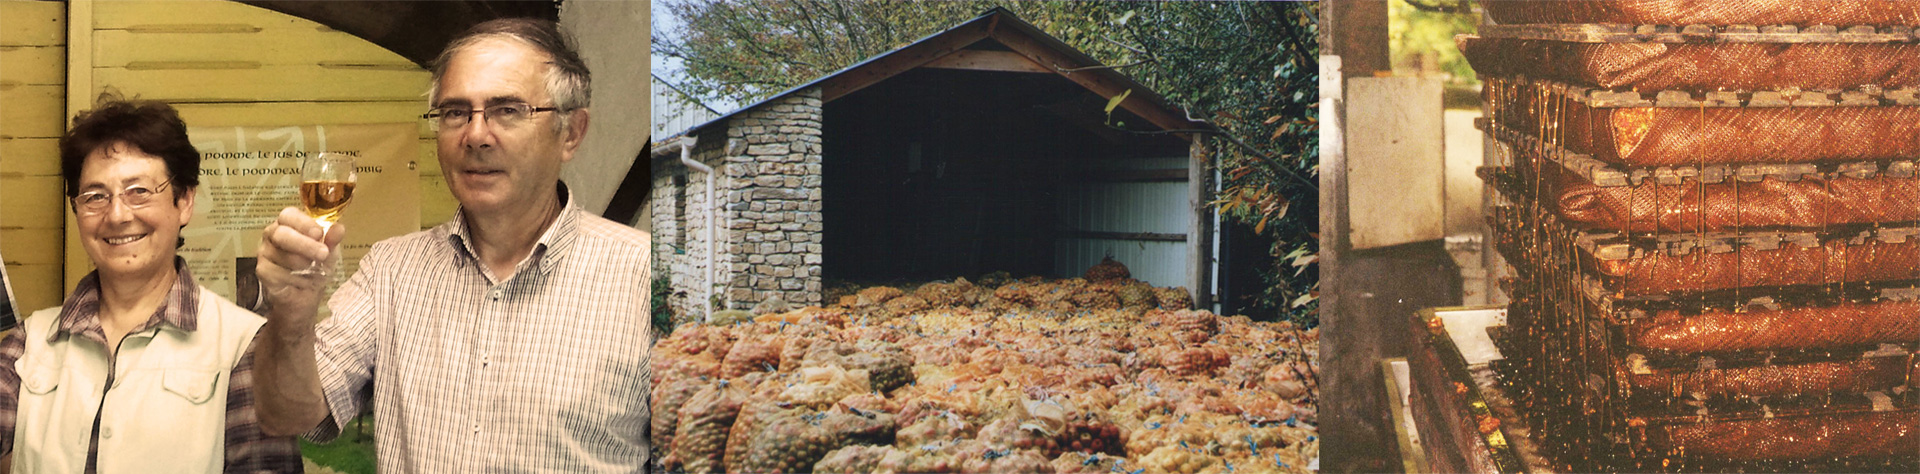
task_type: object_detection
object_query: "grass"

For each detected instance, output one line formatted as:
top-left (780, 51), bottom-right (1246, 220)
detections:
top-left (300, 414), bottom-right (377, 474)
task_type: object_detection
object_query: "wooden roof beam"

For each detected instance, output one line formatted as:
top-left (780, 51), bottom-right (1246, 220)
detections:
top-left (819, 21), bottom-right (991, 102)
top-left (987, 28), bottom-right (1199, 136)
top-left (921, 49), bottom-right (1050, 74)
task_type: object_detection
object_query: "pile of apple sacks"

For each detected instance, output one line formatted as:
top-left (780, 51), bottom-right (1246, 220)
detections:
top-left (652, 264), bottom-right (1318, 474)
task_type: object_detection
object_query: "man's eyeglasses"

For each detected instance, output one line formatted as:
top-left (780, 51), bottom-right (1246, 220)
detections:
top-left (73, 178), bottom-right (173, 215)
top-left (422, 103), bottom-right (560, 132)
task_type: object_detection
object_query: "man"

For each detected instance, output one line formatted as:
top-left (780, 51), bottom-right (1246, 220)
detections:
top-left (252, 19), bottom-right (654, 471)
top-left (0, 99), bottom-right (301, 473)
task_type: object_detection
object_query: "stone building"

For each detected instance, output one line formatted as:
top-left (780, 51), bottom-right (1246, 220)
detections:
top-left (650, 8), bottom-right (1226, 322)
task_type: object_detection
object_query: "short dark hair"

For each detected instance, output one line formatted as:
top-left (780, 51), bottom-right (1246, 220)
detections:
top-left (429, 18), bottom-right (592, 132)
top-left (59, 99), bottom-right (201, 201)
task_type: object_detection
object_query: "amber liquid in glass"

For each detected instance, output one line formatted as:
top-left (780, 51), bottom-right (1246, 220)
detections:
top-left (301, 180), bottom-right (356, 224)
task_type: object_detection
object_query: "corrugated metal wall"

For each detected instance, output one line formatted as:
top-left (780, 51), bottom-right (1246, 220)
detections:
top-left (1055, 156), bottom-right (1189, 288)
top-left (652, 75), bottom-right (717, 138)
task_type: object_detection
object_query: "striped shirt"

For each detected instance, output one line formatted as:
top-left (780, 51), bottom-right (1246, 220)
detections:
top-left (307, 183), bottom-right (655, 472)
top-left (0, 258), bottom-right (303, 473)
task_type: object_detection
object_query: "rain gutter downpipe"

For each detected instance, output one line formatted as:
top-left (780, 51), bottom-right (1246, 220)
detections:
top-left (678, 135), bottom-right (717, 321)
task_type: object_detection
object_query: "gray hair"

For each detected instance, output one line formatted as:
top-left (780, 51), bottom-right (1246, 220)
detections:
top-left (428, 18), bottom-right (591, 134)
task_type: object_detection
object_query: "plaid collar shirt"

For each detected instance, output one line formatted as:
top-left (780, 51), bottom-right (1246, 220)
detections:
top-left (308, 183), bottom-right (656, 472)
top-left (0, 258), bottom-right (302, 473)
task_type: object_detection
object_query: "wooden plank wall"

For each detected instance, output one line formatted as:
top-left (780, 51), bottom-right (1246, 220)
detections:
top-left (43, 0), bottom-right (449, 293)
top-left (1, 0), bottom-right (69, 312)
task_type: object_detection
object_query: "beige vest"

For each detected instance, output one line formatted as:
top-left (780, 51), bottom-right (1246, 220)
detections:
top-left (12, 287), bottom-right (265, 474)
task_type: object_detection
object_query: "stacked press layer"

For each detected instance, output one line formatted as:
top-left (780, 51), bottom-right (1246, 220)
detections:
top-left (1466, 6), bottom-right (1920, 472)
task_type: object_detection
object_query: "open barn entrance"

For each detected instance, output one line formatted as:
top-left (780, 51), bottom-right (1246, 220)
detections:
top-left (820, 61), bottom-right (1191, 288)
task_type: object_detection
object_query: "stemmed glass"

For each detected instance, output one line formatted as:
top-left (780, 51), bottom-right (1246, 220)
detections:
top-left (291, 152), bottom-right (357, 276)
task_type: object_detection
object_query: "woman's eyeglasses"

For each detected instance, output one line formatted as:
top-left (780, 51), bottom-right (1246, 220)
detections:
top-left (73, 178), bottom-right (173, 215)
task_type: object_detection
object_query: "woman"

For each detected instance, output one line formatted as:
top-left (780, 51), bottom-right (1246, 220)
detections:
top-left (0, 100), bottom-right (301, 473)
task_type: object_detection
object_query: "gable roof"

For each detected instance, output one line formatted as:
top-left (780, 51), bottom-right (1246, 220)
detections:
top-left (654, 7), bottom-right (1207, 145)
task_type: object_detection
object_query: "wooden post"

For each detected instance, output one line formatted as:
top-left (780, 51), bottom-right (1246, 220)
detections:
top-left (63, 0), bottom-right (96, 294)
top-left (1187, 134), bottom-right (1212, 309)
top-left (1324, 0), bottom-right (1391, 79)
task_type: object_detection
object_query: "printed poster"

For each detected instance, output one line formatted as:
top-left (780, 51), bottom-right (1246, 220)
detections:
top-left (183, 124), bottom-right (421, 306)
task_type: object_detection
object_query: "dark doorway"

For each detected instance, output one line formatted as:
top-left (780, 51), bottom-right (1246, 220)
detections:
top-left (820, 62), bottom-right (1185, 284)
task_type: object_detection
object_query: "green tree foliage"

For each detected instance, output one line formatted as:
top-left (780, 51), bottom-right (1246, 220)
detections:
top-left (656, 1), bottom-right (1318, 325)
top-left (1390, 0), bottom-right (1479, 85)
top-left (653, 275), bottom-right (677, 337)
top-left (656, 0), bottom-right (983, 101)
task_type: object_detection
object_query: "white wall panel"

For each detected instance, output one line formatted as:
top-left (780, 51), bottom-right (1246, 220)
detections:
top-left (1055, 156), bottom-right (1191, 288)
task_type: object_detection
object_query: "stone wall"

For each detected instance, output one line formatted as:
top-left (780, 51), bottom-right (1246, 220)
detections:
top-left (651, 87), bottom-right (825, 324)
top-left (650, 133), bottom-right (725, 325)
top-left (722, 87), bottom-right (825, 309)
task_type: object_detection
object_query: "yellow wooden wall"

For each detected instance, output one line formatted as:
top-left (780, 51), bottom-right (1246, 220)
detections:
top-left (1, 0), bottom-right (68, 312)
top-left (0, 0), bottom-right (458, 306)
